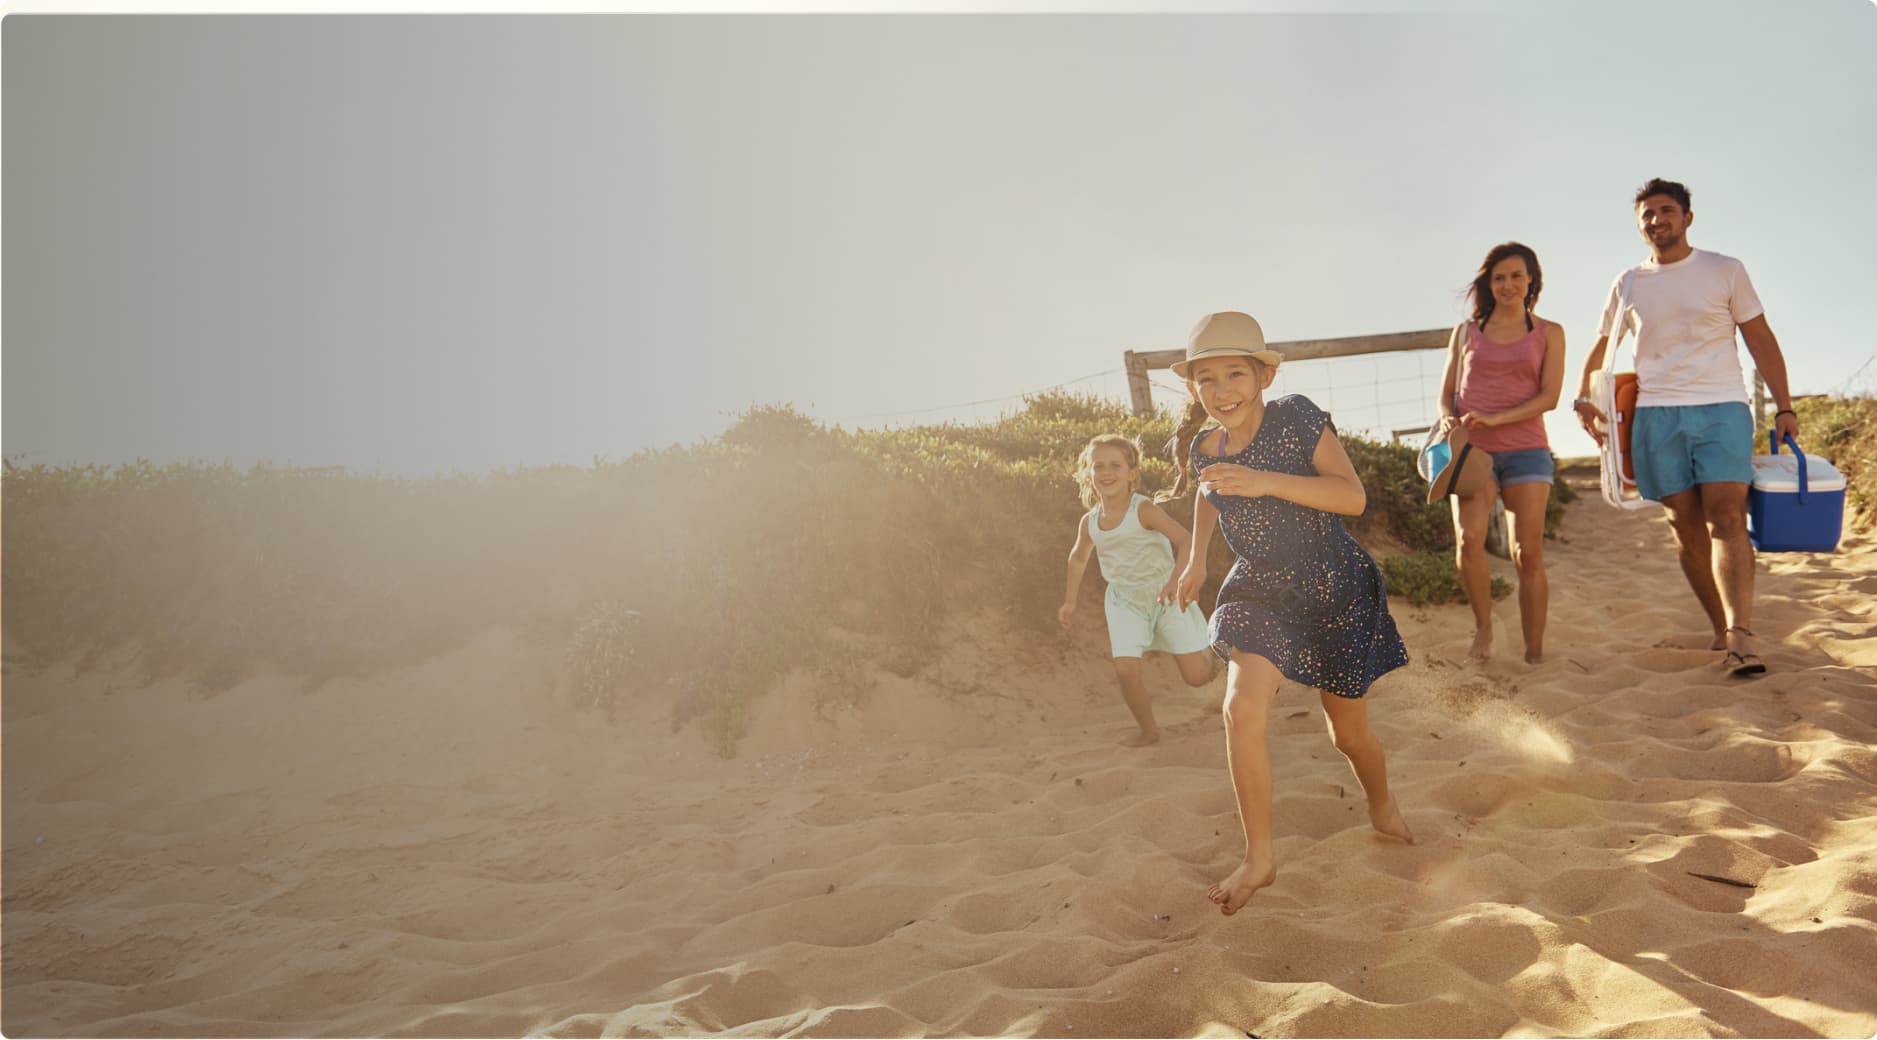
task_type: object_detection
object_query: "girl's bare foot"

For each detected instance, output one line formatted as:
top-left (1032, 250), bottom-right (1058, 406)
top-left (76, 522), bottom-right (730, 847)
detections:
top-left (1206, 858), bottom-right (1276, 915)
top-left (1467, 629), bottom-right (1493, 661)
top-left (1369, 796), bottom-right (1415, 844)
top-left (1524, 647), bottom-right (1544, 664)
top-left (1121, 729), bottom-right (1160, 747)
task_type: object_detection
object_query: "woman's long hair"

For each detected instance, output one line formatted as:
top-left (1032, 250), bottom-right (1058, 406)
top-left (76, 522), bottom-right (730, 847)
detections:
top-left (1468, 241), bottom-right (1543, 325)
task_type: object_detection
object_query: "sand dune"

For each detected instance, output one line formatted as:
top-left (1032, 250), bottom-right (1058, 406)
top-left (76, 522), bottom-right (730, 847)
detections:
top-left (5, 479), bottom-right (1876, 1037)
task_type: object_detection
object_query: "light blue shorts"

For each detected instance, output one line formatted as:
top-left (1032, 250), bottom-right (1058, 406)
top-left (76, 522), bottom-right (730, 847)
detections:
top-left (1632, 402), bottom-right (1754, 501)
top-left (1105, 584), bottom-right (1211, 658)
top-left (1490, 447), bottom-right (1556, 489)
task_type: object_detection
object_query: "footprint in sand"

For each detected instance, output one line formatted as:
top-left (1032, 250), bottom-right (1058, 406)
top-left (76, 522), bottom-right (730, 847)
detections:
top-left (980, 938), bottom-right (1113, 991)
top-left (1653, 631), bottom-right (1728, 651)
top-left (1625, 646), bottom-right (1718, 673)
top-left (1635, 740), bottom-right (1809, 784)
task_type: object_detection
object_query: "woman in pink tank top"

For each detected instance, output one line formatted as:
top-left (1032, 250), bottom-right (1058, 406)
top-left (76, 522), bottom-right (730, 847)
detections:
top-left (1434, 242), bottom-right (1567, 664)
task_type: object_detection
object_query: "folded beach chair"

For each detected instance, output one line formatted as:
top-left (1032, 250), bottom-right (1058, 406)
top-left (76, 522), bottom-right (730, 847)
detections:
top-left (1587, 273), bottom-right (1659, 512)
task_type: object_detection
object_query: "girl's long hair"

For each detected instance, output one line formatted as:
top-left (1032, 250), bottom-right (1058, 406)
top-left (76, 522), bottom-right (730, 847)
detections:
top-left (1467, 241), bottom-right (1543, 325)
top-left (1073, 434), bottom-right (1142, 508)
top-left (1159, 400), bottom-right (1211, 503)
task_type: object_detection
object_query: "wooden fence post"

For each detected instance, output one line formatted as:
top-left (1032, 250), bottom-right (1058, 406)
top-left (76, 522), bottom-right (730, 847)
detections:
top-left (1124, 351), bottom-right (1153, 418)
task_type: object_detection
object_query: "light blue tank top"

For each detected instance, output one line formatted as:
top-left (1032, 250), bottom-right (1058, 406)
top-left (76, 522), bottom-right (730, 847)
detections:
top-left (1087, 493), bottom-right (1177, 602)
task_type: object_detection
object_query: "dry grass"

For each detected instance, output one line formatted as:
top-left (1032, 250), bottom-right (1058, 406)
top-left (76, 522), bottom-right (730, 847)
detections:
top-left (2, 393), bottom-right (1583, 756)
top-left (1763, 395), bottom-right (1877, 526)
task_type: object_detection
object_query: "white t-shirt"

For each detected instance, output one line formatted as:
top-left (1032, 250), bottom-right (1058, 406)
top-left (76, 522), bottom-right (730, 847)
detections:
top-left (1597, 248), bottom-right (1765, 407)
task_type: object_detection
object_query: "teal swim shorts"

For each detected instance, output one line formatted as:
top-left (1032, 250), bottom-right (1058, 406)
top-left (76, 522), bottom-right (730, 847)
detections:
top-left (1631, 402), bottom-right (1754, 501)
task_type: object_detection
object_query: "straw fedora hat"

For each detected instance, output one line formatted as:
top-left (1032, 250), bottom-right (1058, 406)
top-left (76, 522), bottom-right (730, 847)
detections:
top-left (1171, 311), bottom-right (1285, 381)
top-left (1421, 422), bottom-right (1494, 502)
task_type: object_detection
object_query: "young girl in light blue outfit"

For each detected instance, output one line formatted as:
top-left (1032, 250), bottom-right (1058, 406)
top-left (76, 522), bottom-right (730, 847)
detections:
top-left (1060, 434), bottom-right (1217, 746)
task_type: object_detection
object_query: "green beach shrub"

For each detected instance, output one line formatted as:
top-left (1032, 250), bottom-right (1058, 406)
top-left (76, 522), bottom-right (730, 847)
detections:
top-left (4, 392), bottom-right (1588, 754)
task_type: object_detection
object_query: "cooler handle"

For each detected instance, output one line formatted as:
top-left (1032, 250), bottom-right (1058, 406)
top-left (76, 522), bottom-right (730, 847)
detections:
top-left (1769, 431), bottom-right (1809, 503)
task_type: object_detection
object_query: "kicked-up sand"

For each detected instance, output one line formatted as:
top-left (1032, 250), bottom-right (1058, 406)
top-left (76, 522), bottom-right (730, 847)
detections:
top-left (4, 473), bottom-right (1876, 1037)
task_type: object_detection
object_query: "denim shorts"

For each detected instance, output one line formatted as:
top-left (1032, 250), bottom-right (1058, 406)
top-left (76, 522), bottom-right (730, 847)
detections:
top-left (1490, 447), bottom-right (1555, 489)
top-left (1631, 402), bottom-right (1754, 501)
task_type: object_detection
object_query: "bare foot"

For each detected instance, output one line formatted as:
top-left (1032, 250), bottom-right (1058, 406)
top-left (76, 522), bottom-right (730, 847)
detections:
top-left (1120, 729), bottom-right (1160, 747)
top-left (1467, 629), bottom-right (1493, 661)
top-left (1524, 647), bottom-right (1544, 665)
top-left (1206, 858), bottom-right (1277, 915)
top-left (1369, 797), bottom-right (1415, 844)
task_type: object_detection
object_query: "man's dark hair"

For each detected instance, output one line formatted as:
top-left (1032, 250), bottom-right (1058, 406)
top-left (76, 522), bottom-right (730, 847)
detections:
top-left (1634, 178), bottom-right (1692, 212)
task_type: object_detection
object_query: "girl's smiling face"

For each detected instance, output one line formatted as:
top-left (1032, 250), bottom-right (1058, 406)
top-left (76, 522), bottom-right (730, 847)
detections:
top-left (1187, 355), bottom-right (1269, 431)
top-left (1088, 444), bottom-right (1138, 500)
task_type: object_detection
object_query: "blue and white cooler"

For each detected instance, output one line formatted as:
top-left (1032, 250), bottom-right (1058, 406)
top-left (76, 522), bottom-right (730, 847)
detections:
top-left (1748, 432), bottom-right (1846, 553)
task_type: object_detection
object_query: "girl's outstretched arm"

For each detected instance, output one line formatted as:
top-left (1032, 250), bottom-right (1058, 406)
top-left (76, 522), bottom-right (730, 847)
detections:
top-left (1137, 501), bottom-right (1193, 605)
top-left (1177, 493), bottom-right (1218, 610)
top-left (1059, 514), bottom-right (1095, 631)
top-left (1196, 427), bottom-right (1366, 516)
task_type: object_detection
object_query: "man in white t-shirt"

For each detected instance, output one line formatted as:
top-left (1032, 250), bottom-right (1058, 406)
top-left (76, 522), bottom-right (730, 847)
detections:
top-left (1572, 178), bottom-right (1799, 677)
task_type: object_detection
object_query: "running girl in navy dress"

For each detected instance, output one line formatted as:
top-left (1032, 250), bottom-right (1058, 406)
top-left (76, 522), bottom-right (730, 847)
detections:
top-left (1059, 435), bottom-right (1217, 746)
top-left (1169, 311), bottom-right (1415, 916)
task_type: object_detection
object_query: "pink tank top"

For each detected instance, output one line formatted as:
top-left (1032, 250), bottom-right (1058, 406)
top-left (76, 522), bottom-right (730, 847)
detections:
top-left (1455, 318), bottom-right (1550, 453)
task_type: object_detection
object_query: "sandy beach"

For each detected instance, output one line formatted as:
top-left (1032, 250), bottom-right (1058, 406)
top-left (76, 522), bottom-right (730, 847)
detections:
top-left (5, 470), bottom-right (1876, 1038)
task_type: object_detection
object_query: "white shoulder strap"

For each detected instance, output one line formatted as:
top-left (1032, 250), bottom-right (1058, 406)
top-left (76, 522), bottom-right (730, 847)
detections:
top-left (1451, 321), bottom-right (1470, 411)
top-left (1602, 271), bottom-right (1637, 374)
top-left (1595, 269), bottom-right (1658, 512)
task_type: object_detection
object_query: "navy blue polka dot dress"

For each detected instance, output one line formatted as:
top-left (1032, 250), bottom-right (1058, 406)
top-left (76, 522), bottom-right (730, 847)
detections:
top-left (1193, 395), bottom-right (1408, 698)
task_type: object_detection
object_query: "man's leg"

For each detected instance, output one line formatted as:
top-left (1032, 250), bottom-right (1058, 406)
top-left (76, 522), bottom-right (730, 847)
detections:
top-left (1700, 481), bottom-right (1761, 672)
top-left (1659, 487), bottom-right (1728, 649)
top-left (1634, 406), bottom-right (1726, 650)
top-left (1703, 481), bottom-right (1755, 621)
top-left (1690, 403), bottom-right (1762, 674)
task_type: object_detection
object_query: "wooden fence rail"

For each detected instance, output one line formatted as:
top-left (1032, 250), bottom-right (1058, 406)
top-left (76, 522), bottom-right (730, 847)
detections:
top-left (1124, 328), bottom-right (1453, 417)
top-left (1124, 326), bottom-right (1776, 560)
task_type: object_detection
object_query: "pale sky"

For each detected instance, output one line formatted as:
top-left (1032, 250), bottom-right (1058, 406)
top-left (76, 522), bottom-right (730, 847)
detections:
top-left (6, 2), bottom-right (1875, 474)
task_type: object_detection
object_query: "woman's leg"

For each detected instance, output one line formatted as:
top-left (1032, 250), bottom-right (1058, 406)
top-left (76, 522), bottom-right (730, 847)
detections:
top-left (1450, 483), bottom-right (1500, 660)
top-left (1209, 651), bottom-right (1280, 914)
top-left (1319, 691), bottom-right (1414, 843)
top-left (1501, 480), bottom-right (1552, 663)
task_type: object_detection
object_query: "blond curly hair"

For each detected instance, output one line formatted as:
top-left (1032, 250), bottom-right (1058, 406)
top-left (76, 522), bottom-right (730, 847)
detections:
top-left (1073, 434), bottom-right (1143, 508)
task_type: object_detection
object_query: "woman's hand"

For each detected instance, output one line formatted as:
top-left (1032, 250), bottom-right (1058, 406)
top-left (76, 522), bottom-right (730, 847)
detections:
top-left (1057, 602), bottom-right (1075, 632)
top-left (1158, 575), bottom-right (1180, 606)
top-left (1197, 462), bottom-right (1272, 498)
top-left (1434, 415), bottom-right (1460, 437)
top-left (1458, 410), bottom-right (1501, 428)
